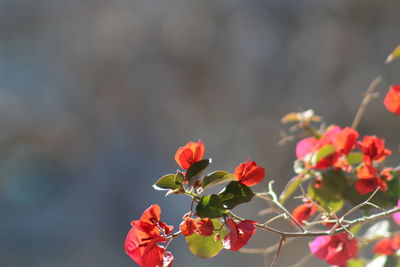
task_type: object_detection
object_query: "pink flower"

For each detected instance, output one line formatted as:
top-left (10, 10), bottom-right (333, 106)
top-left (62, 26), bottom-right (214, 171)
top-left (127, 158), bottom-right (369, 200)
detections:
top-left (309, 233), bottom-right (358, 266)
top-left (393, 200), bottom-right (400, 225)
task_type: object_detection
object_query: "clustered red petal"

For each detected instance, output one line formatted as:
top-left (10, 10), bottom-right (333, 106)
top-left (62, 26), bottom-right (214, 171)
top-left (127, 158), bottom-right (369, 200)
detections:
top-left (309, 233), bottom-right (358, 266)
top-left (223, 219), bottom-right (257, 251)
top-left (357, 136), bottom-right (391, 165)
top-left (291, 202), bottom-right (318, 225)
top-left (296, 126), bottom-right (358, 170)
top-left (234, 159), bottom-right (266, 186)
top-left (179, 217), bottom-right (214, 237)
top-left (174, 139), bottom-right (205, 170)
top-left (384, 85), bottom-right (400, 115)
top-left (125, 205), bottom-right (174, 267)
top-left (373, 235), bottom-right (400, 256)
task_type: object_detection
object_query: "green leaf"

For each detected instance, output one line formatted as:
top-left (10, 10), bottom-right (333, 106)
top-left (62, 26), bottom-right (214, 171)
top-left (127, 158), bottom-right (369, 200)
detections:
top-left (185, 219), bottom-right (227, 258)
top-left (308, 144), bottom-right (334, 166)
top-left (308, 171), bottom-right (348, 212)
top-left (186, 159), bottom-right (211, 183)
top-left (386, 177), bottom-right (400, 203)
top-left (202, 171), bottom-right (236, 189)
top-left (346, 152), bottom-right (363, 165)
top-left (349, 223), bottom-right (363, 236)
top-left (279, 175), bottom-right (304, 204)
top-left (153, 174), bottom-right (180, 190)
top-left (218, 181), bottom-right (255, 209)
top-left (196, 194), bottom-right (226, 218)
top-left (175, 171), bottom-right (184, 185)
top-left (347, 258), bottom-right (366, 267)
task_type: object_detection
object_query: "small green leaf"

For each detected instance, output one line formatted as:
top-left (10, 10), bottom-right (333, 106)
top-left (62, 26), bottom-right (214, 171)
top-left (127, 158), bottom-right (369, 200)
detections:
top-left (185, 219), bottom-right (227, 258)
top-left (175, 171), bottom-right (184, 185)
top-left (196, 194), bottom-right (226, 218)
top-left (186, 159), bottom-right (211, 183)
top-left (218, 181), bottom-right (255, 209)
top-left (347, 258), bottom-right (366, 267)
top-left (202, 171), bottom-right (236, 189)
top-left (153, 174), bottom-right (180, 190)
top-left (346, 152), bottom-right (363, 165)
top-left (309, 144), bottom-right (334, 166)
top-left (349, 223), bottom-right (363, 236)
top-left (308, 170), bottom-right (348, 212)
top-left (279, 175), bottom-right (304, 204)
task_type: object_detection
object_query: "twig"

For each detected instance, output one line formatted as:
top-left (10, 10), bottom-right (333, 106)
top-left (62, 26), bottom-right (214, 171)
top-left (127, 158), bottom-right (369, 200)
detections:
top-left (264, 181), bottom-right (306, 232)
top-left (351, 76), bottom-right (382, 129)
top-left (271, 237), bottom-right (285, 267)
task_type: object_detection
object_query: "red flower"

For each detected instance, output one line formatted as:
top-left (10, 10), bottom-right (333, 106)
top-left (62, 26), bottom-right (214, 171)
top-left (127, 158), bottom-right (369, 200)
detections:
top-left (291, 202), bottom-right (318, 225)
top-left (357, 164), bottom-right (378, 179)
top-left (334, 127), bottom-right (359, 155)
top-left (175, 139), bottom-right (205, 170)
top-left (223, 219), bottom-right (257, 251)
top-left (125, 205), bottom-right (174, 267)
top-left (355, 178), bottom-right (387, 195)
top-left (309, 233), bottom-right (358, 266)
top-left (234, 159), bottom-right (265, 186)
top-left (137, 204), bottom-right (173, 235)
top-left (384, 85), bottom-right (400, 115)
top-left (373, 238), bottom-right (396, 255)
top-left (358, 136), bottom-right (391, 165)
top-left (180, 217), bottom-right (214, 236)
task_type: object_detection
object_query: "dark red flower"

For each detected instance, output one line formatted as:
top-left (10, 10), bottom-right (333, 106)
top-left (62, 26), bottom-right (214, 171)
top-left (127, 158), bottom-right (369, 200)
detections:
top-left (125, 205), bottom-right (174, 267)
top-left (354, 178), bottom-right (387, 195)
top-left (223, 219), bottom-right (257, 251)
top-left (373, 238), bottom-right (396, 255)
top-left (291, 202), bottom-right (318, 225)
top-left (384, 85), bottom-right (400, 115)
top-left (179, 217), bottom-right (214, 236)
top-left (334, 127), bottom-right (359, 155)
top-left (309, 233), bottom-right (358, 266)
top-left (234, 159), bottom-right (265, 186)
top-left (358, 136), bottom-right (391, 165)
top-left (175, 139), bottom-right (205, 170)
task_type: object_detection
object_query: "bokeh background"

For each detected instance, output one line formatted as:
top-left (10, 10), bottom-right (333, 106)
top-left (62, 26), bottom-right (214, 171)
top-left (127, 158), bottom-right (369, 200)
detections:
top-left (1, 0), bottom-right (400, 266)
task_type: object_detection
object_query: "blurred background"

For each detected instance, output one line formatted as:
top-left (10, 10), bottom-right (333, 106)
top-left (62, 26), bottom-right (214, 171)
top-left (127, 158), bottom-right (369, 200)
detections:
top-left (1, 0), bottom-right (400, 266)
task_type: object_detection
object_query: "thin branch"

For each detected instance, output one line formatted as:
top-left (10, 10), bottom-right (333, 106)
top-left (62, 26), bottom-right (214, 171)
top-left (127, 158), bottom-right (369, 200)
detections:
top-left (351, 76), bottom-right (382, 129)
top-left (271, 237), bottom-right (285, 267)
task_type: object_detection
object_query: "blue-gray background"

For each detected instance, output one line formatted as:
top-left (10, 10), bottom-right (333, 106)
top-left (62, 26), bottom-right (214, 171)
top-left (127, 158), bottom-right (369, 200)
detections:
top-left (1, 0), bottom-right (400, 266)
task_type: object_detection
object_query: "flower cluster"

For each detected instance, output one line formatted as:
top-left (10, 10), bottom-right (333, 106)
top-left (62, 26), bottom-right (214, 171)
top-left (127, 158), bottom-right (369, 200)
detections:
top-left (125, 140), bottom-right (266, 266)
top-left (125, 81), bottom-right (400, 267)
